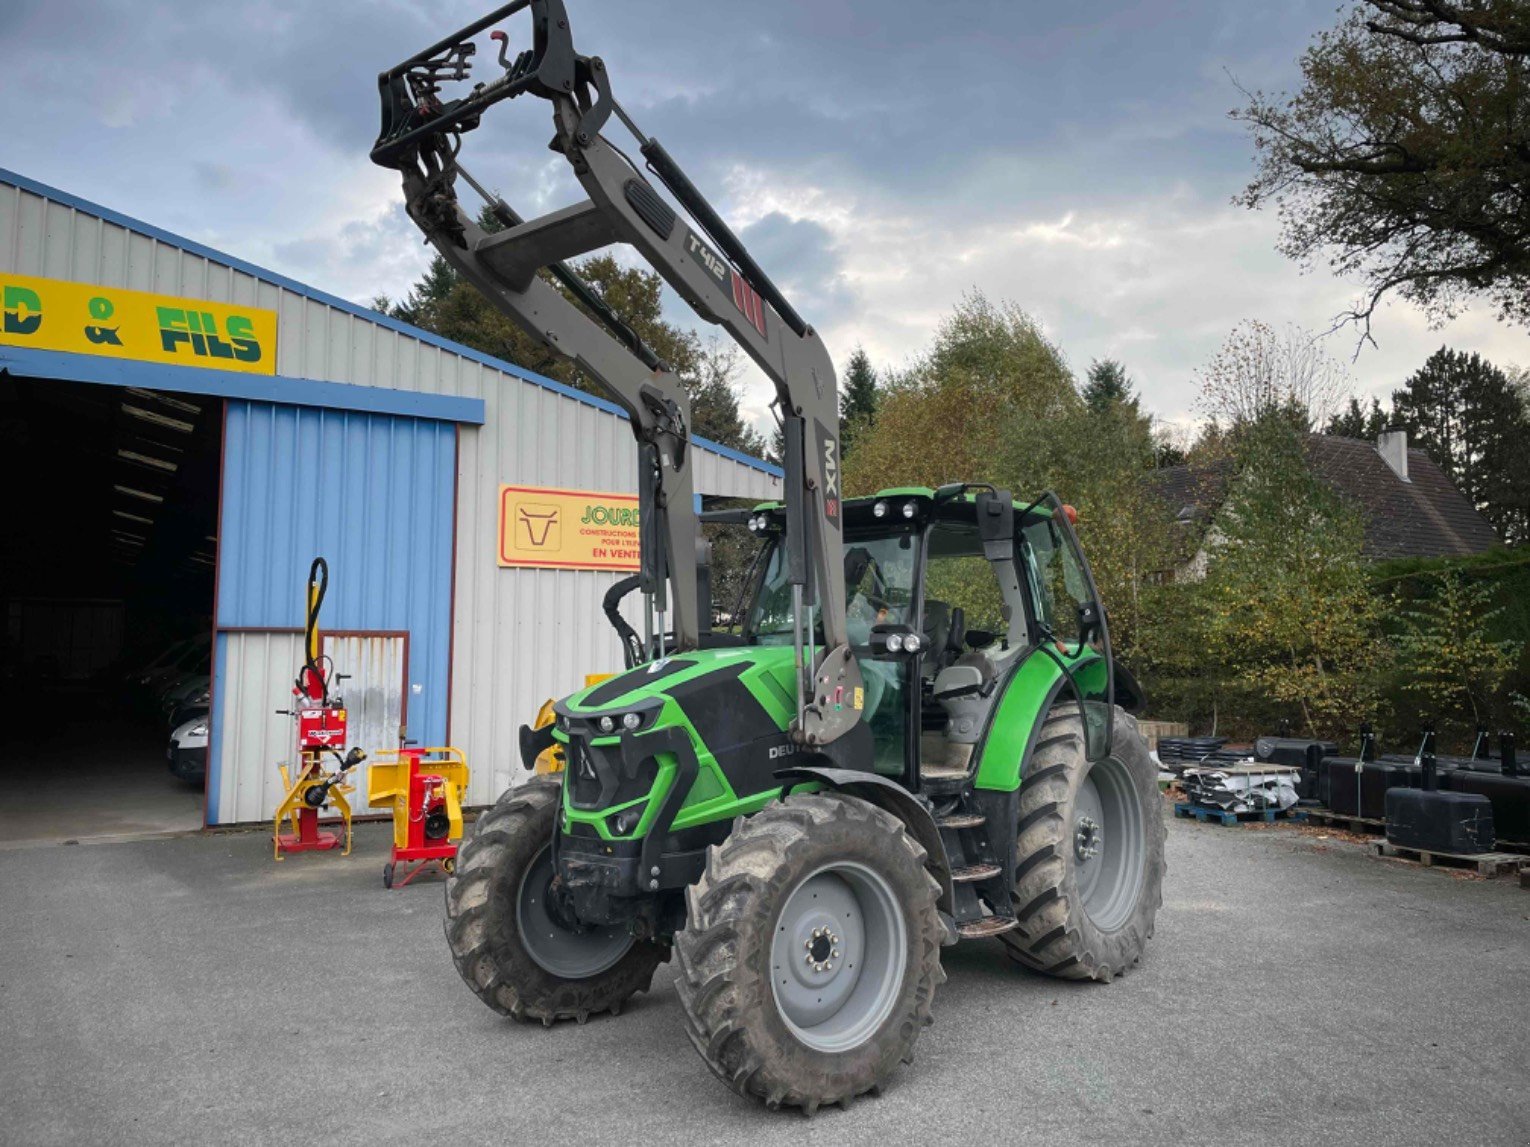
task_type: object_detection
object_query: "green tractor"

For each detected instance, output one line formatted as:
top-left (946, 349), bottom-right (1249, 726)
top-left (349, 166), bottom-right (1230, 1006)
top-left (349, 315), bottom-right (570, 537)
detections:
top-left (373, 1), bottom-right (1164, 1112)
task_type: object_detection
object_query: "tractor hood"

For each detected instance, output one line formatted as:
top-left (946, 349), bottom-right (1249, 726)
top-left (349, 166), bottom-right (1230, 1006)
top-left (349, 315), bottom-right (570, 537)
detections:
top-left (555, 644), bottom-right (798, 725)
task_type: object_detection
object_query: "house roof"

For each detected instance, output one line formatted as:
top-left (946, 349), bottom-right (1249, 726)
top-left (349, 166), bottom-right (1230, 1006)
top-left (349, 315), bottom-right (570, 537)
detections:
top-left (1151, 433), bottom-right (1500, 561)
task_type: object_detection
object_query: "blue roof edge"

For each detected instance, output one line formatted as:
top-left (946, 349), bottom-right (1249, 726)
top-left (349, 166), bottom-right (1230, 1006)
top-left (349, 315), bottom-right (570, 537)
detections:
top-left (0, 167), bottom-right (783, 480)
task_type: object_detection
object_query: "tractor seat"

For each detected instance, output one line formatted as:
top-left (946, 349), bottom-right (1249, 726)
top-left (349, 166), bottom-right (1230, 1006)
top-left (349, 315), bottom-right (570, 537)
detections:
top-left (932, 651), bottom-right (998, 702)
top-left (932, 651), bottom-right (1000, 745)
top-left (920, 600), bottom-right (967, 682)
top-left (921, 600), bottom-right (951, 675)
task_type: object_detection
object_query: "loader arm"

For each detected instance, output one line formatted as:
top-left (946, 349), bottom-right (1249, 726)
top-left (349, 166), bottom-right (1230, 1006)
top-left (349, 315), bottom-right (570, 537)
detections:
top-left (371, 0), bottom-right (861, 747)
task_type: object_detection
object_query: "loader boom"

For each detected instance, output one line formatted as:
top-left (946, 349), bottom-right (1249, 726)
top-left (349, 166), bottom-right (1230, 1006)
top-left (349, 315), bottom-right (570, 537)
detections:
top-left (371, 0), bottom-right (860, 746)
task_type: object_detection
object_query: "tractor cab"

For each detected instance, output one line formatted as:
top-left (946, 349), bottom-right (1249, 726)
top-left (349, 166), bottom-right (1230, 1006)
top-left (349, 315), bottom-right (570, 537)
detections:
top-left (724, 485), bottom-right (1116, 786)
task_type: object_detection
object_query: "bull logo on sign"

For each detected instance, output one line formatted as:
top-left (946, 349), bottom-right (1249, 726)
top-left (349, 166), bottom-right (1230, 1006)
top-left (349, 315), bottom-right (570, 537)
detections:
top-left (517, 504), bottom-right (560, 549)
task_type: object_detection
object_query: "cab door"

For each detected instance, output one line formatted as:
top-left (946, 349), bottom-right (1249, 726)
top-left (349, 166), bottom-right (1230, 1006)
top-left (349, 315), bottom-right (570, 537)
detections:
top-left (1017, 494), bottom-right (1114, 761)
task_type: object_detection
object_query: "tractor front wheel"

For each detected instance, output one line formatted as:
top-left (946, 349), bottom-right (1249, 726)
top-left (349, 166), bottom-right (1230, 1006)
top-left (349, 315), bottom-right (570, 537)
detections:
top-left (444, 780), bottom-right (666, 1024)
top-left (1000, 704), bottom-right (1166, 981)
top-left (674, 793), bottom-right (945, 1113)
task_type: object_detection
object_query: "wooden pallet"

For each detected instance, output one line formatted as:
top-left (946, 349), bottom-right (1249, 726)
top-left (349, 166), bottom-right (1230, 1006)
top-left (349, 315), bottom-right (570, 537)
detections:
top-left (1371, 841), bottom-right (1522, 878)
top-left (1301, 808), bottom-right (1386, 834)
top-left (1173, 802), bottom-right (1306, 827)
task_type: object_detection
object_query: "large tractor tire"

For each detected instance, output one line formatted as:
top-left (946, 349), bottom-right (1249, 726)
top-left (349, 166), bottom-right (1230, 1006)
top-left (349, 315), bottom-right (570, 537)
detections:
top-left (444, 781), bottom-right (666, 1024)
top-left (1000, 704), bottom-right (1165, 982)
top-left (674, 792), bottom-right (945, 1114)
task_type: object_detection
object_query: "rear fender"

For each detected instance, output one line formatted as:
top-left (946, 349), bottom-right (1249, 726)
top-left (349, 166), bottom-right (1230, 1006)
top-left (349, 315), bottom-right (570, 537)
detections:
top-left (775, 765), bottom-right (954, 916)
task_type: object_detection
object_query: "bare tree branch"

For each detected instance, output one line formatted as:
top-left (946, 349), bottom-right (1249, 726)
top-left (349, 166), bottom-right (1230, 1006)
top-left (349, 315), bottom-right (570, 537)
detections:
top-left (1230, 1), bottom-right (1530, 339)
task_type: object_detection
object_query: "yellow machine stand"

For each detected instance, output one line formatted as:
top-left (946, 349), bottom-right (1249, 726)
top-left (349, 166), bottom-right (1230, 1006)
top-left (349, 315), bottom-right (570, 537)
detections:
top-left (273, 757), bottom-right (357, 860)
top-left (367, 747), bottom-right (470, 888)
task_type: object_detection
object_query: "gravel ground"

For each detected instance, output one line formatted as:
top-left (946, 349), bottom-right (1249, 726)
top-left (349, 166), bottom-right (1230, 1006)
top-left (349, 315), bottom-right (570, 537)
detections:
top-left (2, 805), bottom-right (1526, 1146)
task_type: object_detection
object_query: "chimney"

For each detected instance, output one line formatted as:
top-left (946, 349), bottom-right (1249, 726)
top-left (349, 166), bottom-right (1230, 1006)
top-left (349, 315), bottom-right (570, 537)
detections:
top-left (1377, 428), bottom-right (1409, 482)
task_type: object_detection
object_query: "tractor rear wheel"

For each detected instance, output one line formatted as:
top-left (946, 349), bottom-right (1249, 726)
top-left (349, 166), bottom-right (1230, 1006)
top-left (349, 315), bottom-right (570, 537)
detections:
top-left (444, 780), bottom-right (666, 1024)
top-left (674, 793), bottom-right (945, 1113)
top-left (999, 704), bottom-right (1165, 981)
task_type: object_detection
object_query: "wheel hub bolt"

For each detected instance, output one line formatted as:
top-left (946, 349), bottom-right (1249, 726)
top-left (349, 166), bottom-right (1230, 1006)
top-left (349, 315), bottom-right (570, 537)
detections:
top-left (1075, 815), bottom-right (1102, 862)
top-left (804, 926), bottom-right (841, 972)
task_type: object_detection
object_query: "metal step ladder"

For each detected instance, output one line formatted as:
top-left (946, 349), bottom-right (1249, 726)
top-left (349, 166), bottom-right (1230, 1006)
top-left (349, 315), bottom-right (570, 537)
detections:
top-left (934, 791), bottom-right (1019, 940)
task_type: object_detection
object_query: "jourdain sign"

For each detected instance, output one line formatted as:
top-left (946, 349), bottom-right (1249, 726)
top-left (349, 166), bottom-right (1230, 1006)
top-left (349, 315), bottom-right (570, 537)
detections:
top-left (498, 485), bottom-right (641, 571)
top-left (0, 272), bottom-right (277, 375)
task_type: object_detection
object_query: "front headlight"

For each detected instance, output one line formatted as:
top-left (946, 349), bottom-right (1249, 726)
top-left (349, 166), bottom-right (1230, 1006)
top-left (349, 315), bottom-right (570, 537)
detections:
top-left (193, 691), bottom-right (210, 705)
top-left (588, 704), bottom-right (658, 736)
top-left (188, 722), bottom-right (208, 737)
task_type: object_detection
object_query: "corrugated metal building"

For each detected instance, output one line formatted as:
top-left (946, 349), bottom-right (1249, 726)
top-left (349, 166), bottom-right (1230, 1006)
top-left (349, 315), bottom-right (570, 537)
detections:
top-left (0, 168), bottom-right (781, 825)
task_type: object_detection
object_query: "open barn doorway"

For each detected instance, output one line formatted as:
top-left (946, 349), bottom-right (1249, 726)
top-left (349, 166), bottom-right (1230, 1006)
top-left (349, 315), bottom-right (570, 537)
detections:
top-left (0, 376), bottom-right (220, 845)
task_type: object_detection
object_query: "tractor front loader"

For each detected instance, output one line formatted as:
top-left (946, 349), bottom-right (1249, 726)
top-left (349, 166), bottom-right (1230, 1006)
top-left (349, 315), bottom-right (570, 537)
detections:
top-left (372, 1), bottom-right (1165, 1112)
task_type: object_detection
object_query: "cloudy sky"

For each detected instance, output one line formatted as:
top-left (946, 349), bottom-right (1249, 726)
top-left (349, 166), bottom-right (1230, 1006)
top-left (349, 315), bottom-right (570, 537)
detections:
top-left (3, 0), bottom-right (1525, 439)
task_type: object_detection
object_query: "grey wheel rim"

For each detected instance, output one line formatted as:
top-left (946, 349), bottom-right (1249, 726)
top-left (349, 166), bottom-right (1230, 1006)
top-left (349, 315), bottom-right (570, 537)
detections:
top-left (516, 845), bottom-right (633, 979)
top-left (1072, 755), bottom-right (1147, 932)
top-left (768, 862), bottom-right (907, 1053)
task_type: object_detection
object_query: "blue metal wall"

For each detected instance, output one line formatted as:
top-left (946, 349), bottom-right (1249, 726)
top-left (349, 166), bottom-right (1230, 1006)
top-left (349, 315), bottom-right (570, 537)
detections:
top-left (208, 401), bottom-right (456, 822)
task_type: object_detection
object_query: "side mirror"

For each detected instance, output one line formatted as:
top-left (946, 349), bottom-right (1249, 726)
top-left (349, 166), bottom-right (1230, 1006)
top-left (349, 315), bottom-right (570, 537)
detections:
top-left (869, 623), bottom-right (925, 659)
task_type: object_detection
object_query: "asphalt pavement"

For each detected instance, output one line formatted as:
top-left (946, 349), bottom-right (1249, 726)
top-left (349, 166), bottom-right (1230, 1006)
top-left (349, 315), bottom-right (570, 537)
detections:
top-left (2, 806), bottom-right (1526, 1146)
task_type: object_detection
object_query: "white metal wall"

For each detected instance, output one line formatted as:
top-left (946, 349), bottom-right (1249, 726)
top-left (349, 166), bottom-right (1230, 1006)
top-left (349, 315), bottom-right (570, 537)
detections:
top-left (211, 631), bottom-right (304, 827)
top-left (2, 174), bottom-right (783, 810)
top-left (323, 634), bottom-right (408, 763)
top-left (211, 633), bottom-right (409, 825)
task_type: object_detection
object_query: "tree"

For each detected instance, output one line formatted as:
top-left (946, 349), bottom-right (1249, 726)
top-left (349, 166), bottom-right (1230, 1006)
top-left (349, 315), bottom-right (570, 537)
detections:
top-left (686, 338), bottom-right (766, 457)
top-left (766, 421), bottom-right (786, 468)
top-left (1082, 359), bottom-right (1136, 414)
top-left (378, 254), bottom-right (459, 326)
top-left (1198, 414), bottom-right (1386, 738)
top-left (374, 243), bottom-right (771, 464)
top-left (1391, 347), bottom-right (1530, 544)
top-left (1153, 423), bottom-right (1191, 468)
top-left (1154, 439), bottom-right (1188, 468)
top-left (1194, 320), bottom-right (1350, 433)
top-left (1391, 571), bottom-right (1520, 733)
top-left (1233, 1), bottom-right (1530, 335)
top-left (842, 292), bottom-right (1076, 496)
top-left (1325, 395), bottom-right (1390, 440)
top-left (838, 346), bottom-right (879, 458)
top-left (841, 292), bottom-right (1178, 661)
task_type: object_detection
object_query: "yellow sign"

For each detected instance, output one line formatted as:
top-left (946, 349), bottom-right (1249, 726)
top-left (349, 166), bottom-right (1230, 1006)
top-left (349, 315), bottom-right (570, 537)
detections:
top-left (0, 271), bottom-right (276, 375)
top-left (499, 485), bottom-right (641, 571)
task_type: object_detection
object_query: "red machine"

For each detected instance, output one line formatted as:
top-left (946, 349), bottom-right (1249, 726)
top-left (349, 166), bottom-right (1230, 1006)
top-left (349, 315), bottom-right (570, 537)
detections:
top-left (273, 558), bottom-right (366, 859)
top-left (367, 746), bottom-right (470, 888)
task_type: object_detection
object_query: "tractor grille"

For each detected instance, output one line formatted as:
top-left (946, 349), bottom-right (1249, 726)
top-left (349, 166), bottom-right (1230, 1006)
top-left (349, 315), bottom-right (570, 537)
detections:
top-left (566, 738), bottom-right (662, 810)
top-left (566, 738), bottom-right (605, 807)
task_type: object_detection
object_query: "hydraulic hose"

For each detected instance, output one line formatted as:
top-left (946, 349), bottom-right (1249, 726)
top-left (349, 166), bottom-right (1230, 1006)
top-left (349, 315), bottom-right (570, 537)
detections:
top-left (300, 557), bottom-right (329, 702)
top-left (603, 574), bottom-right (645, 669)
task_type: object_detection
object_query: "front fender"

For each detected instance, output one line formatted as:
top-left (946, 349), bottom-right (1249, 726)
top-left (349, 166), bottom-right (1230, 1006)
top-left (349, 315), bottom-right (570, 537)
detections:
top-left (775, 765), bottom-right (954, 916)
